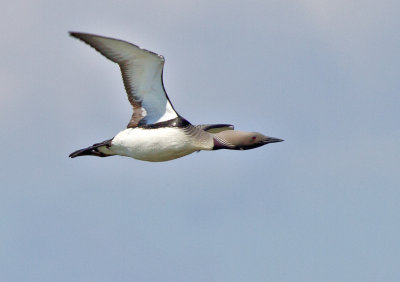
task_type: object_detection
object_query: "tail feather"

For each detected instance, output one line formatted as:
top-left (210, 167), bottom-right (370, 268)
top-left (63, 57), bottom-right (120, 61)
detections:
top-left (69, 139), bottom-right (113, 158)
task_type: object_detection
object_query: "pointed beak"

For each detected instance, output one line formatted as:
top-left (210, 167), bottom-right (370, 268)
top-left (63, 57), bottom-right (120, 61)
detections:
top-left (265, 137), bottom-right (284, 144)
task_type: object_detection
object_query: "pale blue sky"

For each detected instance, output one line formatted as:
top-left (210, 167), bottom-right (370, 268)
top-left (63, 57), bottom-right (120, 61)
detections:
top-left (1, 0), bottom-right (399, 281)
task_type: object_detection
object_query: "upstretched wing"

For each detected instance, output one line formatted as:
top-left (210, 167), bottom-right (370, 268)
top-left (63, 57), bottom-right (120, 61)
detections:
top-left (70, 32), bottom-right (179, 128)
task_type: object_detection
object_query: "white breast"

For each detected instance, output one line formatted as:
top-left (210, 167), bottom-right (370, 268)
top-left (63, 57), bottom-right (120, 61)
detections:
top-left (108, 127), bottom-right (207, 162)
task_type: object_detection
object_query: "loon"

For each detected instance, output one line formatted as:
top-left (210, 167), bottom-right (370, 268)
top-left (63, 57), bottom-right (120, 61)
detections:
top-left (68, 32), bottom-right (283, 162)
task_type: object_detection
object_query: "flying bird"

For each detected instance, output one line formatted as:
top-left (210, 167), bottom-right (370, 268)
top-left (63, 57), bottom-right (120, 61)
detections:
top-left (69, 32), bottom-right (283, 162)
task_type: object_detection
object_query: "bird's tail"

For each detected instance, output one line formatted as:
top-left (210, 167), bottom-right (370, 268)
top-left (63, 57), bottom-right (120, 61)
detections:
top-left (69, 139), bottom-right (113, 158)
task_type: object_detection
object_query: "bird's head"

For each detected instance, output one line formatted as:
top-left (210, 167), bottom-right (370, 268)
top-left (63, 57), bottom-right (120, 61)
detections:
top-left (213, 130), bottom-right (283, 150)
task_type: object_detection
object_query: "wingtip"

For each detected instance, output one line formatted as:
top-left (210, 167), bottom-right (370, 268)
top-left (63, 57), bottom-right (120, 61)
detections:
top-left (69, 32), bottom-right (83, 41)
top-left (69, 31), bottom-right (87, 39)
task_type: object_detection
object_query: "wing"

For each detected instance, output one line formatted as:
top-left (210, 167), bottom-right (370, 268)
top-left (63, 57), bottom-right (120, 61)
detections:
top-left (70, 32), bottom-right (179, 127)
top-left (195, 124), bottom-right (234, 133)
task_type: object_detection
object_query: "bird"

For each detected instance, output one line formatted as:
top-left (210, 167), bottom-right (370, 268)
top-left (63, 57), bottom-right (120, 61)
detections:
top-left (68, 32), bottom-right (283, 162)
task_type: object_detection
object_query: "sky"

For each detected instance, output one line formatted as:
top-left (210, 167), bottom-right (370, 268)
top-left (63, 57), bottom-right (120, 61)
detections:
top-left (1, 0), bottom-right (399, 281)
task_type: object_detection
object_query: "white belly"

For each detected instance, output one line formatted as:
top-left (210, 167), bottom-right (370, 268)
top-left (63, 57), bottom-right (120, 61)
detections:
top-left (107, 127), bottom-right (205, 162)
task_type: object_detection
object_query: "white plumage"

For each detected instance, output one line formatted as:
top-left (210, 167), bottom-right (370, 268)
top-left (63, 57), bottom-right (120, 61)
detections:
top-left (103, 128), bottom-right (212, 162)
